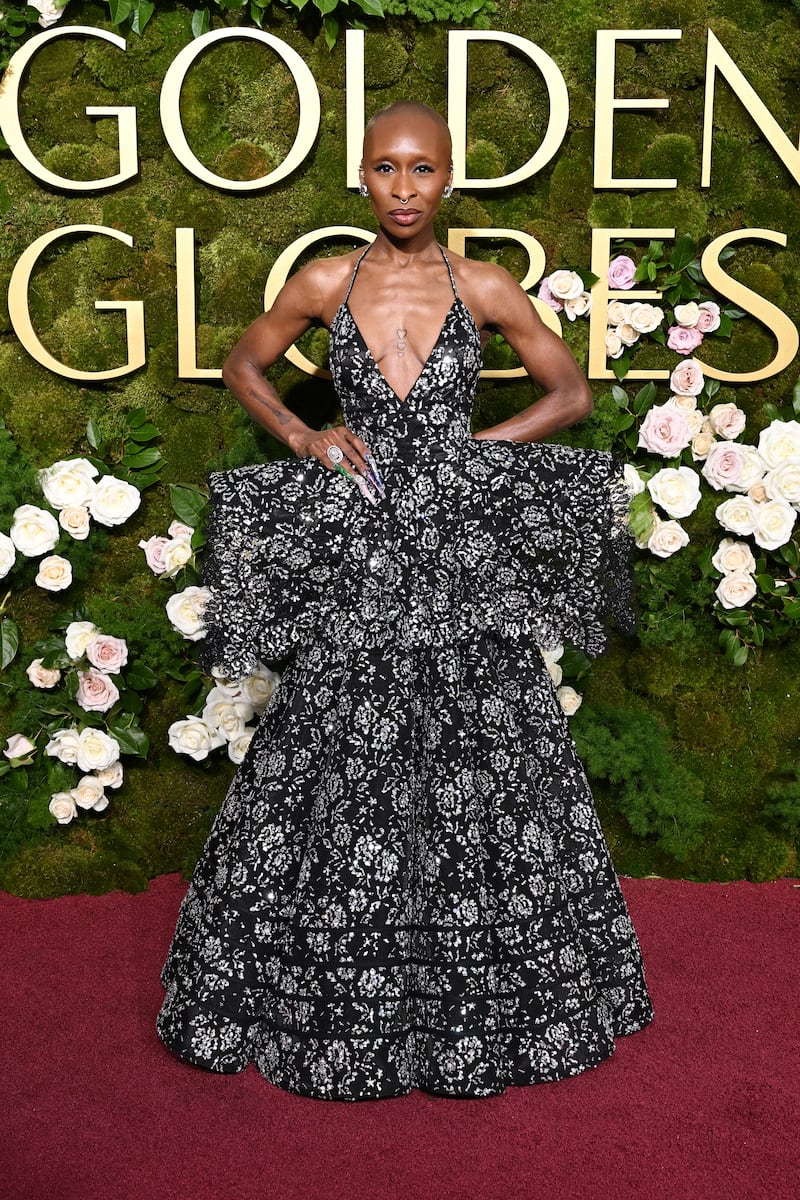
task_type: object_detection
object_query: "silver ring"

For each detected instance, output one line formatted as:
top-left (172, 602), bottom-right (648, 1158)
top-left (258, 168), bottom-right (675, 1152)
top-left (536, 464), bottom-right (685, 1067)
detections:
top-left (326, 445), bottom-right (344, 463)
top-left (400, 197), bottom-right (409, 205)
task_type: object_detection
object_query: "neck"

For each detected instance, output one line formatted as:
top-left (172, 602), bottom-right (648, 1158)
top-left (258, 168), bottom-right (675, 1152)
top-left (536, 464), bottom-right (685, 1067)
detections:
top-left (370, 228), bottom-right (442, 264)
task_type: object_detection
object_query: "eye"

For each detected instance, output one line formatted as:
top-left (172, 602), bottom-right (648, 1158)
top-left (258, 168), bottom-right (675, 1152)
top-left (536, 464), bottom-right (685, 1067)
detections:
top-left (374, 163), bottom-right (394, 173)
top-left (415, 164), bottom-right (434, 173)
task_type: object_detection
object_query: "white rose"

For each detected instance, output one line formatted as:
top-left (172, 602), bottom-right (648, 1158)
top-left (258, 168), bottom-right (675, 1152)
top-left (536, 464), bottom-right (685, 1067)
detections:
top-left (735, 447), bottom-right (767, 493)
top-left (702, 442), bottom-right (746, 491)
top-left (763, 463), bottom-right (800, 507)
top-left (749, 482), bottom-right (768, 504)
top-left (92, 794), bottom-right (110, 813)
top-left (166, 587), bottom-right (211, 641)
top-left (628, 303), bottom-right (664, 334)
top-left (228, 729), bottom-right (255, 765)
top-left (29, 0), bottom-right (68, 28)
top-left (616, 322), bottom-right (639, 347)
top-left (683, 409), bottom-right (704, 437)
top-left (161, 535), bottom-right (194, 578)
top-left (65, 620), bottom-right (99, 660)
top-left (35, 554), bottom-right (72, 592)
top-left (167, 716), bottom-right (226, 761)
top-left (708, 403), bottom-right (746, 441)
top-left (76, 727), bottom-right (120, 773)
top-left (168, 520), bottom-right (194, 538)
top-left (202, 686), bottom-right (255, 740)
top-left (37, 458), bottom-right (98, 510)
top-left (4, 733), bottom-right (36, 760)
top-left (49, 791), bottom-right (78, 824)
top-left (71, 775), bottom-right (106, 810)
top-left (715, 571), bottom-right (757, 610)
top-left (540, 644), bottom-right (564, 666)
top-left (45, 727), bottom-right (81, 764)
top-left (607, 301), bottom-right (629, 326)
top-left (712, 538), bottom-right (757, 575)
top-left (716, 495), bottom-right (759, 536)
top-left (557, 685), bottom-right (583, 716)
top-left (758, 420), bottom-right (800, 470)
top-left (26, 658), bottom-right (62, 688)
top-left (648, 518), bottom-right (689, 558)
top-left (9, 504), bottom-right (60, 557)
top-left (691, 431), bottom-right (717, 461)
top-left (95, 761), bottom-right (124, 789)
top-left (59, 506), bottom-right (91, 540)
top-left (752, 500), bottom-right (797, 551)
top-left (239, 666), bottom-right (280, 711)
top-left (547, 270), bottom-right (583, 301)
top-left (623, 463), bottom-right (645, 497)
top-left (87, 475), bottom-right (141, 526)
top-left (0, 531), bottom-right (16, 580)
top-left (605, 329), bottom-right (624, 359)
top-left (563, 292), bottom-right (592, 321)
top-left (669, 393), bottom-right (697, 413)
top-left (673, 301), bottom-right (700, 328)
top-left (647, 466), bottom-right (702, 519)
top-left (546, 660), bottom-right (563, 686)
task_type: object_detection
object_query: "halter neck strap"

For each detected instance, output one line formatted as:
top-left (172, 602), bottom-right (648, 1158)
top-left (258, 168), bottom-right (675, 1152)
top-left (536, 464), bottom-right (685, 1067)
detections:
top-left (342, 242), bottom-right (459, 305)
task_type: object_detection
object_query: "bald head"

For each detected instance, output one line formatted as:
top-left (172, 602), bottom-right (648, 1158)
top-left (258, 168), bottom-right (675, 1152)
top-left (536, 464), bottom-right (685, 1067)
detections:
top-left (363, 101), bottom-right (452, 160)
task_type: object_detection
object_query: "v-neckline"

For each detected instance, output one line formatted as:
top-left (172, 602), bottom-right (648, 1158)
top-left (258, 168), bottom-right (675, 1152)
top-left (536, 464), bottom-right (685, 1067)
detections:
top-left (343, 298), bottom-right (460, 405)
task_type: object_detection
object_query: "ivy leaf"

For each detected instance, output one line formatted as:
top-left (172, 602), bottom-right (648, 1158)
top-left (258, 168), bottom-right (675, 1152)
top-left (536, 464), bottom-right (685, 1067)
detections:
top-left (612, 353), bottom-right (631, 382)
top-left (129, 0), bottom-right (155, 35)
top-left (646, 261), bottom-right (657, 282)
top-left (108, 722), bottom-right (149, 758)
top-left (322, 12), bottom-right (339, 48)
top-left (107, 0), bottom-right (134, 25)
top-left (121, 447), bottom-right (163, 470)
top-left (628, 491), bottom-right (655, 542)
top-left (170, 484), bottom-right (208, 528)
top-left (669, 233), bottom-right (695, 271)
top-left (716, 313), bottom-right (733, 338)
top-left (126, 422), bottom-right (160, 443)
top-left (353, 0), bottom-right (384, 13)
top-left (576, 267), bottom-right (600, 290)
top-left (633, 382), bottom-right (657, 414)
top-left (732, 643), bottom-right (749, 666)
top-left (86, 419), bottom-right (104, 452)
top-left (191, 7), bottom-right (210, 36)
top-left (610, 385), bottom-right (629, 408)
top-left (0, 618), bottom-right (20, 671)
top-left (124, 663), bottom-right (159, 691)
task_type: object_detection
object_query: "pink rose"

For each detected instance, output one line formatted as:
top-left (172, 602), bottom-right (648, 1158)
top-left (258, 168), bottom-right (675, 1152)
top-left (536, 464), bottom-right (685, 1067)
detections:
top-left (86, 634), bottom-right (129, 675)
top-left (139, 535), bottom-right (170, 575)
top-left (667, 325), bottom-right (704, 354)
top-left (701, 442), bottom-right (745, 490)
top-left (537, 277), bottom-right (563, 312)
top-left (696, 301), bottom-right (721, 333)
top-left (638, 404), bottom-right (692, 457)
top-left (608, 255), bottom-right (636, 290)
top-left (76, 669), bottom-right (120, 713)
top-left (669, 359), bottom-right (705, 396)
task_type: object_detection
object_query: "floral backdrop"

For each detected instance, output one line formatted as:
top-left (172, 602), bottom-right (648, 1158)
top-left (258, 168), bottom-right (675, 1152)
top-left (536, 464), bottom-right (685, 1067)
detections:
top-left (1, 0), bottom-right (800, 895)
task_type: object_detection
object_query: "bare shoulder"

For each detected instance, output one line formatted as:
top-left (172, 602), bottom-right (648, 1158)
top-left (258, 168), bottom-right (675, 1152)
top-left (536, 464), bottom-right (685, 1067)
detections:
top-left (444, 248), bottom-right (536, 328)
top-left (287, 247), bottom-right (370, 318)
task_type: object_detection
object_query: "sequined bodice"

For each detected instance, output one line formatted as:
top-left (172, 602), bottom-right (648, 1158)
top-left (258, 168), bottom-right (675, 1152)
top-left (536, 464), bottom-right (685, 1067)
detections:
top-left (328, 245), bottom-right (483, 462)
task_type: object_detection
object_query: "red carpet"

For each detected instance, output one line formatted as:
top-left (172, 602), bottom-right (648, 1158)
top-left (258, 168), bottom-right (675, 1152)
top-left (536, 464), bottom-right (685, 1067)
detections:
top-left (1, 873), bottom-right (798, 1200)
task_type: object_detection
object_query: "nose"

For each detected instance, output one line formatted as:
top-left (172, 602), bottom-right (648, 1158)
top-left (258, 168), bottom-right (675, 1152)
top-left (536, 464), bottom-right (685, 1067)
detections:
top-left (392, 171), bottom-right (417, 202)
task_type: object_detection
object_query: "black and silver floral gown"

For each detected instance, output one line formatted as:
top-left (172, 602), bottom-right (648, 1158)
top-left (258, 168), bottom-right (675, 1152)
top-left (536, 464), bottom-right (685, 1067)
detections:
top-left (156, 245), bottom-right (655, 1100)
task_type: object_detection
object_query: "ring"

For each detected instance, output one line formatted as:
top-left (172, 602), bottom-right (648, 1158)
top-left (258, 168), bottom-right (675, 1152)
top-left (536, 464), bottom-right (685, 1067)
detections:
top-left (326, 445), bottom-right (344, 463)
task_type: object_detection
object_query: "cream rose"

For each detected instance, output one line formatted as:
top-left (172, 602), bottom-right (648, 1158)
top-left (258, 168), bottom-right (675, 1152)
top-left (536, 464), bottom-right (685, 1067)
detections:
top-left (715, 570), bottom-right (757, 610)
top-left (669, 393), bottom-right (697, 413)
top-left (0, 531), bottom-right (16, 580)
top-left (712, 538), bottom-right (757, 575)
top-left (35, 554), bottom-right (72, 592)
top-left (749, 482), bottom-right (768, 504)
top-left (616, 322), bottom-right (639, 347)
top-left (546, 660), bottom-right (563, 686)
top-left (168, 520), bottom-right (194, 538)
top-left (4, 733), bottom-right (36, 760)
top-left (647, 466), bottom-right (702, 519)
top-left (735, 448), bottom-right (767, 493)
top-left (648, 518), bottom-right (689, 558)
top-left (45, 727), bottom-right (81, 764)
top-left (607, 301), bottom-right (630, 326)
top-left (88, 475), bottom-right (142, 526)
top-left (557, 686), bottom-right (583, 716)
top-left (669, 359), bottom-right (705, 396)
top-left (76, 727), bottom-right (120, 772)
top-left (716, 495), bottom-right (759, 536)
top-left (86, 634), bottom-right (128, 674)
top-left (547, 270), bottom-right (583, 302)
top-left (708, 403), bottom-right (746, 441)
top-left (49, 791), bottom-right (78, 824)
top-left (71, 775), bottom-right (106, 810)
top-left (702, 442), bottom-right (745, 491)
top-left (37, 458), bottom-right (98, 510)
top-left (763, 463), bottom-right (800, 507)
top-left (638, 403), bottom-right (692, 457)
top-left (168, 716), bottom-right (226, 761)
top-left (691, 431), bottom-right (717, 461)
top-left (161, 536), bottom-right (194, 578)
top-left (95, 761), bottom-right (124, 789)
top-left (623, 463), bottom-right (645, 497)
top-left (239, 666), bottom-right (280, 711)
top-left (682, 410), bottom-right (704, 437)
top-left (757, 420), bottom-right (800, 470)
top-left (202, 686), bottom-right (255, 740)
top-left (65, 621), bottom-right (100, 660)
top-left (58, 506), bottom-right (91, 540)
top-left (228, 730), bottom-right (255, 765)
top-left (605, 330), bottom-right (624, 359)
top-left (673, 301), bottom-right (700, 328)
top-left (29, 0), bottom-right (68, 28)
top-left (26, 658), bottom-right (61, 688)
top-left (696, 301), bottom-right (721, 333)
top-left (540, 645), bottom-right (564, 666)
top-left (9, 504), bottom-right (60, 557)
top-left (166, 587), bottom-right (211, 641)
top-left (563, 292), bottom-right (592, 321)
top-left (76, 668), bottom-right (120, 713)
top-left (752, 500), bottom-right (797, 550)
top-left (628, 303), bottom-right (664, 334)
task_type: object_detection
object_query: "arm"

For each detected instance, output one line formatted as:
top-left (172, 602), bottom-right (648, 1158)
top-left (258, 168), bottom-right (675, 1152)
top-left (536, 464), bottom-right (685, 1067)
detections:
top-left (472, 264), bottom-right (593, 443)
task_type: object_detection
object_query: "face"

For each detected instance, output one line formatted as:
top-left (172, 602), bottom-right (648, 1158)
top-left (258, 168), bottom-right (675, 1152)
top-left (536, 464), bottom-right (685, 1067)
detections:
top-left (359, 111), bottom-right (453, 237)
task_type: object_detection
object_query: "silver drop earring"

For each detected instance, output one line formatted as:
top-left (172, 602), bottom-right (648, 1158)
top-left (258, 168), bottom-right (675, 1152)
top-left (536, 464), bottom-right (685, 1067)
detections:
top-left (442, 184), bottom-right (453, 198)
top-left (359, 183), bottom-right (369, 197)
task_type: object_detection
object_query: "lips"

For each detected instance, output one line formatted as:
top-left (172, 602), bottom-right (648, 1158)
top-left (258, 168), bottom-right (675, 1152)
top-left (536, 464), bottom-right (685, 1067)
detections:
top-left (389, 209), bottom-right (421, 223)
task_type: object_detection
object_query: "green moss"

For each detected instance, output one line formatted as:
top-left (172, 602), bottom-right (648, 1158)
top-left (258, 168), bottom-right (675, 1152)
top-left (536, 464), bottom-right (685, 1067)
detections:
top-left (630, 187), bottom-right (710, 243)
top-left (587, 193), bottom-right (633, 229)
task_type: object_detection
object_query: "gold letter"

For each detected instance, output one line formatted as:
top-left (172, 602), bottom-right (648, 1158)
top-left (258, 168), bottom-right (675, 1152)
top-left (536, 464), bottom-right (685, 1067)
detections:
top-left (702, 30), bottom-right (800, 188)
top-left (8, 226), bottom-right (145, 380)
top-left (594, 30), bottom-right (682, 189)
top-left (0, 27), bottom-right (138, 191)
top-left (447, 229), bottom-right (561, 379)
top-left (697, 230), bottom-right (799, 383)
top-left (588, 228), bottom-right (673, 381)
top-left (175, 228), bottom-right (222, 380)
top-left (345, 29), bottom-right (365, 190)
top-left (448, 31), bottom-right (569, 189)
top-left (160, 29), bottom-right (320, 191)
top-left (265, 227), bottom-right (375, 376)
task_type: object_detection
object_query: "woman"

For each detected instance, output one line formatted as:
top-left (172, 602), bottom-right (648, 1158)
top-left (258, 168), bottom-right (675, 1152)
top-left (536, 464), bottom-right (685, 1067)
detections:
top-left (156, 100), bottom-right (655, 1100)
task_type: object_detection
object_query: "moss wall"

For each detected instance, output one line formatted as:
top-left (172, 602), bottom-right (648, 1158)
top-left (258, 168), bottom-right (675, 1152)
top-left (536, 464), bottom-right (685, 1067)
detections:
top-left (1, 0), bottom-right (799, 894)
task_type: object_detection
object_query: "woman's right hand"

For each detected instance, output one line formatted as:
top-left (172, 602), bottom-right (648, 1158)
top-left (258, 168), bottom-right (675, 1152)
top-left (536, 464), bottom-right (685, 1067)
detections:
top-left (293, 427), bottom-right (384, 504)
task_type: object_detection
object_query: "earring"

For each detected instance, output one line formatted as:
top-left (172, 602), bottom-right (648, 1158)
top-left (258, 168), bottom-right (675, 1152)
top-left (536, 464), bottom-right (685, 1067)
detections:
top-left (442, 184), bottom-right (453, 198)
top-left (359, 183), bottom-right (369, 197)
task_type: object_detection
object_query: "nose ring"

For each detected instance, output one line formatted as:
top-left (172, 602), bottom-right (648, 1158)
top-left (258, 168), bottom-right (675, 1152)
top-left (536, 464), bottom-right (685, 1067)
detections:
top-left (400, 198), bottom-right (409, 205)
